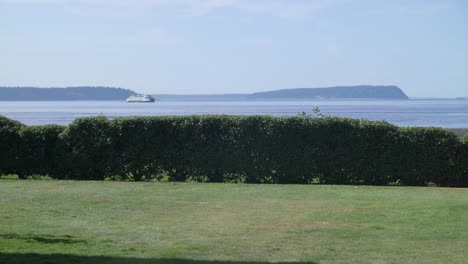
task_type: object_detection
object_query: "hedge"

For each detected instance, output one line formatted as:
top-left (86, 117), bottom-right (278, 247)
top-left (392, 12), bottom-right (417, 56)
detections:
top-left (57, 116), bottom-right (111, 180)
top-left (460, 134), bottom-right (468, 186)
top-left (17, 125), bottom-right (65, 179)
top-left (462, 133), bottom-right (468, 144)
top-left (0, 116), bottom-right (23, 176)
top-left (0, 115), bottom-right (467, 186)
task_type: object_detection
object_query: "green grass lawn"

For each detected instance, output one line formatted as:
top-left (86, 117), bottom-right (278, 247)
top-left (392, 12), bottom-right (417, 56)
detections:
top-left (1, 180), bottom-right (467, 264)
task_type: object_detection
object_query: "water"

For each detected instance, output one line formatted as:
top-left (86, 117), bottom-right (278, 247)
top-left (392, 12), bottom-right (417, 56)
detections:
top-left (1, 100), bottom-right (467, 128)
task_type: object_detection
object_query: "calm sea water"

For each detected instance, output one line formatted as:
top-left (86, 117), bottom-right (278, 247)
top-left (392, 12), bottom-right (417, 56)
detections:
top-left (1, 100), bottom-right (467, 128)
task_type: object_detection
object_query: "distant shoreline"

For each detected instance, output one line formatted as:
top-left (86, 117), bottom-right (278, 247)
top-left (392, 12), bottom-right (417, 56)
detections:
top-left (0, 85), bottom-right (410, 101)
top-left (0, 86), bottom-right (464, 101)
top-left (0, 98), bottom-right (466, 102)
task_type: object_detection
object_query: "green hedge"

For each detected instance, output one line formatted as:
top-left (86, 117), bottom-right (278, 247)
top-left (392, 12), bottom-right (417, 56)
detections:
top-left (462, 133), bottom-right (468, 144)
top-left (460, 134), bottom-right (468, 186)
top-left (0, 116), bottom-right (23, 176)
top-left (58, 116), bottom-right (112, 180)
top-left (0, 115), bottom-right (467, 186)
top-left (17, 125), bottom-right (65, 179)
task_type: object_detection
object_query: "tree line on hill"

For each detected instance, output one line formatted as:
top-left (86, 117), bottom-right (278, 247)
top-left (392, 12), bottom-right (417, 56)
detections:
top-left (1, 115), bottom-right (467, 186)
top-left (156, 85), bottom-right (409, 101)
top-left (0, 87), bottom-right (136, 101)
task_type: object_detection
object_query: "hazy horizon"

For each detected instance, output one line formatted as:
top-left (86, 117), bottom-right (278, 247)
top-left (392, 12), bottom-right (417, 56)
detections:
top-left (1, 0), bottom-right (468, 97)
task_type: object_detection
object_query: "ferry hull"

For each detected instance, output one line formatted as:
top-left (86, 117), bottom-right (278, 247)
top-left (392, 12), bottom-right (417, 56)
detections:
top-left (127, 94), bottom-right (156, 103)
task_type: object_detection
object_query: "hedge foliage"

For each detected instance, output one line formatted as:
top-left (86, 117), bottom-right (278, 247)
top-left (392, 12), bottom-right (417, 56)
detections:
top-left (0, 116), bottom-right (23, 176)
top-left (17, 125), bottom-right (65, 179)
top-left (1, 115), bottom-right (467, 186)
top-left (462, 133), bottom-right (468, 144)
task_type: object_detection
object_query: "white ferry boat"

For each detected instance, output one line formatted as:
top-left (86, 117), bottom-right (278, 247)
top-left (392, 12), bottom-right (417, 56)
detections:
top-left (127, 94), bottom-right (156, 103)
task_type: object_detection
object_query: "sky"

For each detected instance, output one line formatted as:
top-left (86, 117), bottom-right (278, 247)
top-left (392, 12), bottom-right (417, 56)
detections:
top-left (1, 0), bottom-right (467, 97)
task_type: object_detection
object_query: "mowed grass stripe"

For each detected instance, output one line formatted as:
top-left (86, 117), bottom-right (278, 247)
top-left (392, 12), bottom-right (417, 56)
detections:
top-left (0, 180), bottom-right (467, 264)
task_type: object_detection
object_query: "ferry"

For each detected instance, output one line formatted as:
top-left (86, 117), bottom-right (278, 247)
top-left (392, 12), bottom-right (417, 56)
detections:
top-left (127, 94), bottom-right (156, 103)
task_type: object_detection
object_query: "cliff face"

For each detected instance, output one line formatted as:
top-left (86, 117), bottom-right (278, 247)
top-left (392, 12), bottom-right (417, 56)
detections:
top-left (250, 86), bottom-right (409, 99)
top-left (0, 87), bottom-right (137, 101)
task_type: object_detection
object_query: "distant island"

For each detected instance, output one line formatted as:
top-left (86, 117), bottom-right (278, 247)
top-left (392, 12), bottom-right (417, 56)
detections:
top-left (156, 86), bottom-right (409, 101)
top-left (0, 85), bottom-right (408, 101)
top-left (0, 87), bottom-right (136, 101)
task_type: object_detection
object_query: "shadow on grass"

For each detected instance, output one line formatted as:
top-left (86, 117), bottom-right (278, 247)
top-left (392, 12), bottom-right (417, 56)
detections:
top-left (0, 234), bottom-right (87, 245)
top-left (0, 253), bottom-right (318, 264)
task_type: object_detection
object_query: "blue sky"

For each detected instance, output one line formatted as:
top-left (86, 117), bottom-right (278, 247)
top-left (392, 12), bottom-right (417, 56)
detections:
top-left (1, 0), bottom-right (467, 97)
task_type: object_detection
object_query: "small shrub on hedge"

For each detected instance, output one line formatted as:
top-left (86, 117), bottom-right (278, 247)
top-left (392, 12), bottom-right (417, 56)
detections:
top-left (462, 134), bottom-right (468, 144)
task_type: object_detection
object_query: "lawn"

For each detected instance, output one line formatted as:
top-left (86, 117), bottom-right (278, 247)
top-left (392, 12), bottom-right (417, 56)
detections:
top-left (0, 180), bottom-right (467, 264)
